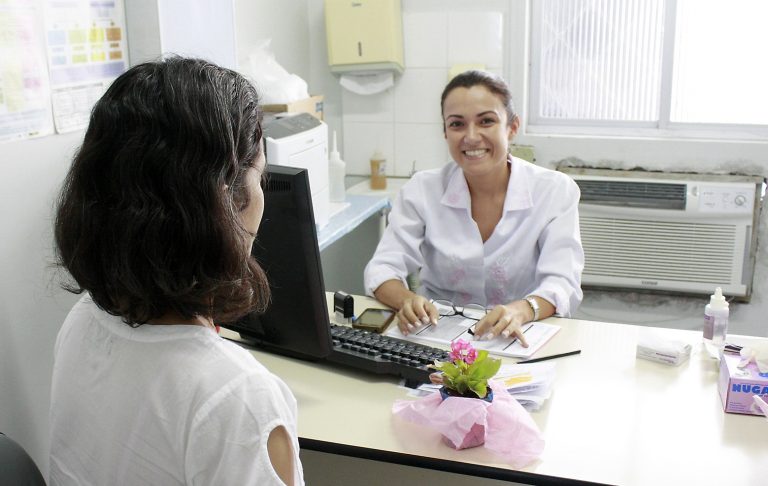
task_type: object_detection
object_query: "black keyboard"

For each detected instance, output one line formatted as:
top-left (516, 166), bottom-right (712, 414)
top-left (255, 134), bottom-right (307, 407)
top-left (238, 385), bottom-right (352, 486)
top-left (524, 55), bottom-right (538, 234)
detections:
top-left (327, 325), bottom-right (450, 387)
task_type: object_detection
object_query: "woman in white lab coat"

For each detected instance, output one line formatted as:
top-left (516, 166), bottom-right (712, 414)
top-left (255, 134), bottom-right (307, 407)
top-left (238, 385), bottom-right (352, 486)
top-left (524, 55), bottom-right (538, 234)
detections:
top-left (364, 70), bottom-right (584, 345)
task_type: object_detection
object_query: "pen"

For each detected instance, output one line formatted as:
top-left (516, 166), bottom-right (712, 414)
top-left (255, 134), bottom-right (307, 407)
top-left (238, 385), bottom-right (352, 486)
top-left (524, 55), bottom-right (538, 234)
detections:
top-left (516, 349), bottom-right (581, 364)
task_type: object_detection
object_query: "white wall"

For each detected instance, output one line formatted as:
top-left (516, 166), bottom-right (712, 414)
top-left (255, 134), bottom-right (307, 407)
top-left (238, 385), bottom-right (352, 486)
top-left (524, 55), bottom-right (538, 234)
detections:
top-left (307, 0), bottom-right (343, 155)
top-left (331, 0), bottom-right (509, 176)
top-left (0, 133), bottom-right (82, 474)
top-left (234, 0), bottom-right (310, 81)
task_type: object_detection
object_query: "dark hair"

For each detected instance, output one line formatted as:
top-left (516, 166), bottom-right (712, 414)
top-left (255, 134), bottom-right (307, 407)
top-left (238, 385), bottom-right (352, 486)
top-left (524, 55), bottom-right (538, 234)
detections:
top-left (54, 56), bottom-right (270, 325)
top-left (440, 70), bottom-right (517, 128)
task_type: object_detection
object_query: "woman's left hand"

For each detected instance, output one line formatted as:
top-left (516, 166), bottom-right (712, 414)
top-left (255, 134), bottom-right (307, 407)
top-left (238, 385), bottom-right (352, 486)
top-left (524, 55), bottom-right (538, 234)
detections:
top-left (473, 301), bottom-right (531, 346)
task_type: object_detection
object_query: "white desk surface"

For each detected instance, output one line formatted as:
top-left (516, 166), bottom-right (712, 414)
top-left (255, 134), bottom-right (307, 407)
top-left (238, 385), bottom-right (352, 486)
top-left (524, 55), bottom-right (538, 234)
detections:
top-left (228, 295), bottom-right (768, 485)
top-left (317, 194), bottom-right (389, 251)
top-left (345, 177), bottom-right (408, 199)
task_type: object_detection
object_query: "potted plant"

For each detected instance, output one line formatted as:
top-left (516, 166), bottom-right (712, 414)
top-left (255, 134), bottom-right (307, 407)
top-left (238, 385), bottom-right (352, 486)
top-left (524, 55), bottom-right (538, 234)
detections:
top-left (424, 340), bottom-right (501, 449)
top-left (434, 339), bottom-right (502, 402)
top-left (392, 339), bottom-right (545, 464)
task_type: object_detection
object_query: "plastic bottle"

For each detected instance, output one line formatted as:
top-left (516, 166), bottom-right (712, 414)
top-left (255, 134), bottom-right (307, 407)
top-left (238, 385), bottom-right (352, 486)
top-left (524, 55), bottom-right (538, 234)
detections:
top-left (370, 149), bottom-right (387, 190)
top-left (328, 131), bottom-right (346, 202)
top-left (703, 287), bottom-right (729, 358)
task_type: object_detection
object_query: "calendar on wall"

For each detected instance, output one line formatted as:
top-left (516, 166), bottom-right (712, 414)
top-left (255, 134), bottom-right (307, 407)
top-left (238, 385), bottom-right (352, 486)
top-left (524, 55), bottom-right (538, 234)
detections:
top-left (0, 0), bottom-right (128, 142)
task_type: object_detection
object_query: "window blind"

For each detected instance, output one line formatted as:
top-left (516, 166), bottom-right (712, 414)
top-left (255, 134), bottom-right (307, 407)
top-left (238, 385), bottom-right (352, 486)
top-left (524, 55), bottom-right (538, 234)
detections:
top-left (534, 0), bottom-right (665, 122)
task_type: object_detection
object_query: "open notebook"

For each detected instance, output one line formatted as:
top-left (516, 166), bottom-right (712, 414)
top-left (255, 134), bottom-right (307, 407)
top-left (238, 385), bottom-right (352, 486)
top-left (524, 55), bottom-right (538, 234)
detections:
top-left (383, 314), bottom-right (560, 359)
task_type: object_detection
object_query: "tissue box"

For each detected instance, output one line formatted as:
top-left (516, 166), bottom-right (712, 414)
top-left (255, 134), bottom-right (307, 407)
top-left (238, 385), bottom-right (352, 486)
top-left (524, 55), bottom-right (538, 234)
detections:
top-left (718, 353), bottom-right (768, 415)
top-left (262, 95), bottom-right (324, 120)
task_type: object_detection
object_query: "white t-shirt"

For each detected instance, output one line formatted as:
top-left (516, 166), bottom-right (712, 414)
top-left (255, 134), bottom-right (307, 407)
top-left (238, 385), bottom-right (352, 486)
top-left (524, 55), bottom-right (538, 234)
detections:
top-left (364, 157), bottom-right (584, 315)
top-left (49, 295), bottom-right (304, 486)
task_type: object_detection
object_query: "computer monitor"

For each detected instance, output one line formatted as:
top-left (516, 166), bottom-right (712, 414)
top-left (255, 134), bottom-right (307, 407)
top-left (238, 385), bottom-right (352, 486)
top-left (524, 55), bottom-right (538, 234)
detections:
top-left (223, 165), bottom-right (333, 360)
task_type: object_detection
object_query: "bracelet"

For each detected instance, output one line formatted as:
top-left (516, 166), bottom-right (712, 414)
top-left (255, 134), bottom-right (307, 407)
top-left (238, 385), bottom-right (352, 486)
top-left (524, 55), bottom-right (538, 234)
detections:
top-left (524, 296), bottom-right (540, 322)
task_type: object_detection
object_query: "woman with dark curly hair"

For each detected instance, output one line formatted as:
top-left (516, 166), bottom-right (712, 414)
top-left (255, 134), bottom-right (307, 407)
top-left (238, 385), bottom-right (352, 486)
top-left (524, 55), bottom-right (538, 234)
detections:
top-left (49, 56), bottom-right (303, 485)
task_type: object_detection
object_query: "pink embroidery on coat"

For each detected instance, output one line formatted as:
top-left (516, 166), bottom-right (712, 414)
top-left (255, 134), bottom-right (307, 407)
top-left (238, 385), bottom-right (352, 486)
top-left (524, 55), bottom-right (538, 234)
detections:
top-left (448, 267), bottom-right (466, 287)
top-left (488, 259), bottom-right (509, 305)
top-left (489, 288), bottom-right (504, 306)
top-left (490, 264), bottom-right (506, 283)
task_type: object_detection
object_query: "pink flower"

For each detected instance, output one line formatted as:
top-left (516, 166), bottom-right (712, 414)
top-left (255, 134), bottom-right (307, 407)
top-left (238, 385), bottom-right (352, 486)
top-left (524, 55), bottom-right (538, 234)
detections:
top-left (449, 339), bottom-right (477, 365)
top-left (435, 339), bottom-right (501, 398)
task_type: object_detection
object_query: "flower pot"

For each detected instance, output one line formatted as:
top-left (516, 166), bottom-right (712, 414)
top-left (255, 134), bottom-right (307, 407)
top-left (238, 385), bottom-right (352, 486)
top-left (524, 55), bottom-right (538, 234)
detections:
top-left (438, 386), bottom-right (494, 450)
top-left (439, 386), bottom-right (494, 403)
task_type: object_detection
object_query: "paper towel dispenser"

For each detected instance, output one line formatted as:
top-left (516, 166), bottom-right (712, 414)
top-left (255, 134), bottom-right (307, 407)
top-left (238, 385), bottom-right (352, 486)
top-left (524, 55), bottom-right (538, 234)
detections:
top-left (324, 0), bottom-right (404, 74)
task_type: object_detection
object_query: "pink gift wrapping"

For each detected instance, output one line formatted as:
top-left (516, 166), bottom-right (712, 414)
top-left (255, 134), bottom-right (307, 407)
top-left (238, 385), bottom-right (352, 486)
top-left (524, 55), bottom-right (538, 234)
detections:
top-left (392, 380), bottom-right (545, 467)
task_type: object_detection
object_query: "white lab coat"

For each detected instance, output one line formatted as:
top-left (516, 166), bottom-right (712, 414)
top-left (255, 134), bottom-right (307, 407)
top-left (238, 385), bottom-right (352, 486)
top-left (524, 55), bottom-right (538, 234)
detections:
top-left (364, 157), bottom-right (584, 316)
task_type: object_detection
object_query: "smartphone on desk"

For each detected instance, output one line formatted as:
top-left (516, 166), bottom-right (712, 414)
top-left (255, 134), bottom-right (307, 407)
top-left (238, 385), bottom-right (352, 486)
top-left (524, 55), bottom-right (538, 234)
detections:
top-left (353, 308), bottom-right (396, 333)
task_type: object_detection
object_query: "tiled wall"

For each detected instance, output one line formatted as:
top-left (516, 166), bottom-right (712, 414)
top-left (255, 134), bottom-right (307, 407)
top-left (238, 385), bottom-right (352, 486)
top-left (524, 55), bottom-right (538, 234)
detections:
top-left (341, 0), bottom-right (509, 177)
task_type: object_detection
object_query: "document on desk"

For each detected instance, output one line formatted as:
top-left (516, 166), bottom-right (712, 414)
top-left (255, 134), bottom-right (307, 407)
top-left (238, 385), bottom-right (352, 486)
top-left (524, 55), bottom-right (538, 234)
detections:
top-left (383, 315), bottom-right (560, 359)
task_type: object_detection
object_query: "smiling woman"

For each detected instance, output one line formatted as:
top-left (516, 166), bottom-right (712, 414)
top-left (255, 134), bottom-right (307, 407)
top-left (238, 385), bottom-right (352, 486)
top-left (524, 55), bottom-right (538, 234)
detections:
top-left (364, 70), bottom-right (585, 348)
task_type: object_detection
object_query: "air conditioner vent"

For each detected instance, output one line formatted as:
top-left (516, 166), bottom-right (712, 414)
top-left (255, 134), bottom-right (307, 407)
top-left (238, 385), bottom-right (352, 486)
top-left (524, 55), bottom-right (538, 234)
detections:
top-left (576, 180), bottom-right (687, 209)
top-left (581, 217), bottom-right (735, 283)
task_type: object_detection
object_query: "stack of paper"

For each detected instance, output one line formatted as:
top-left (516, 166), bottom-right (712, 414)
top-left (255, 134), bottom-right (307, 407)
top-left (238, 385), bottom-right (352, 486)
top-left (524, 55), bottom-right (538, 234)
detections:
top-left (494, 362), bottom-right (556, 411)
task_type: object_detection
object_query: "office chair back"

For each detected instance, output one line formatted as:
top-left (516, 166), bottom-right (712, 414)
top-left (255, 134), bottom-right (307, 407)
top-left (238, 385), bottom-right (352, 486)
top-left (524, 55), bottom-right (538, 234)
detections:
top-left (0, 433), bottom-right (46, 486)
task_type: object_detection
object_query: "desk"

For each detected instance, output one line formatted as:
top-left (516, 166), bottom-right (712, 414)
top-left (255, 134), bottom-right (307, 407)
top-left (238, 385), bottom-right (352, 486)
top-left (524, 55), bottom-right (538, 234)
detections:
top-left (346, 177), bottom-right (408, 200)
top-left (317, 193), bottom-right (391, 294)
top-left (229, 295), bottom-right (768, 485)
top-left (345, 177), bottom-right (408, 237)
top-left (317, 194), bottom-right (390, 251)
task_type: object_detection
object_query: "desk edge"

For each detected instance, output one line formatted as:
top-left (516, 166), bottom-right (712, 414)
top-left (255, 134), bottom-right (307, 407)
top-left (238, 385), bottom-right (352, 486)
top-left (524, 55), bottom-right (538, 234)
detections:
top-left (299, 438), bottom-right (608, 486)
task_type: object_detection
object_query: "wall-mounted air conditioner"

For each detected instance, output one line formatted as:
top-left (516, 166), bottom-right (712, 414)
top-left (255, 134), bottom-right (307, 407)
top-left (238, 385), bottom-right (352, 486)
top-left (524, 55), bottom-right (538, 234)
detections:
top-left (559, 167), bottom-right (763, 300)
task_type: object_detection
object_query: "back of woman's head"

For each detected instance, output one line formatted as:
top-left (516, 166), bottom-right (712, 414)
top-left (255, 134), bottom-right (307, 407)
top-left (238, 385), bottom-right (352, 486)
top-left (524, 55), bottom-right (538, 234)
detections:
top-left (440, 70), bottom-right (517, 124)
top-left (54, 56), bottom-right (269, 325)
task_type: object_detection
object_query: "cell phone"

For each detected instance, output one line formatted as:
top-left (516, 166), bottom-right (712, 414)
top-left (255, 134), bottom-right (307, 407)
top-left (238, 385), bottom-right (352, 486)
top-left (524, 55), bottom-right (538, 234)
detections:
top-left (352, 308), bottom-right (396, 333)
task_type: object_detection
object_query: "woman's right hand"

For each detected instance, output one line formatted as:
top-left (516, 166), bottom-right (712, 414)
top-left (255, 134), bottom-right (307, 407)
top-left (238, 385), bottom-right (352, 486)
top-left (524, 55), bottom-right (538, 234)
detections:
top-left (396, 295), bottom-right (438, 335)
top-left (373, 280), bottom-right (439, 335)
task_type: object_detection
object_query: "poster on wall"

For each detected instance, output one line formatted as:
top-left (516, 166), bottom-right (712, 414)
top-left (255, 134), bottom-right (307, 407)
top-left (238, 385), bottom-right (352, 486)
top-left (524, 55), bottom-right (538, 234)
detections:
top-left (44, 0), bottom-right (128, 133)
top-left (0, 0), bottom-right (55, 143)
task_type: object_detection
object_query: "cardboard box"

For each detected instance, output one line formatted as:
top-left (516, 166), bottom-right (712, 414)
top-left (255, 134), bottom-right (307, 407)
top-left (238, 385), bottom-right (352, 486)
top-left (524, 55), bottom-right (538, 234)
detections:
top-left (262, 95), bottom-right (324, 121)
top-left (718, 353), bottom-right (768, 416)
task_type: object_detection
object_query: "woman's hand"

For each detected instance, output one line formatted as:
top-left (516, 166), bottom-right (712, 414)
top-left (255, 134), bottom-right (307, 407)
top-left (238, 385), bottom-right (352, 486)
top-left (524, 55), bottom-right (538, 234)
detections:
top-left (473, 301), bottom-right (532, 346)
top-left (372, 280), bottom-right (439, 336)
top-left (395, 295), bottom-right (438, 335)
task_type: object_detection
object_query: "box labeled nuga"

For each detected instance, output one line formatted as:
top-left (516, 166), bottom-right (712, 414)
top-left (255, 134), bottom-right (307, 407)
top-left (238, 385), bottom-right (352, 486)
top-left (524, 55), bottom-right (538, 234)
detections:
top-left (718, 353), bottom-right (768, 416)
